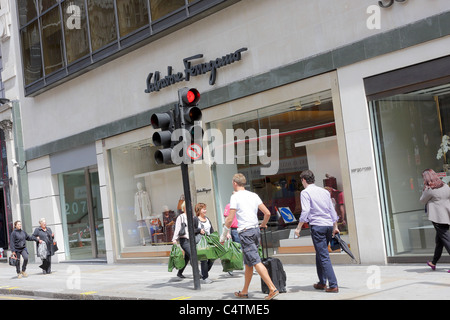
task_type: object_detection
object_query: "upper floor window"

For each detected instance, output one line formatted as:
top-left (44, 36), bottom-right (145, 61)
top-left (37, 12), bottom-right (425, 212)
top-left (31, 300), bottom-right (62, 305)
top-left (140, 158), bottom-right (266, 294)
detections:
top-left (17, 0), bottom-right (239, 96)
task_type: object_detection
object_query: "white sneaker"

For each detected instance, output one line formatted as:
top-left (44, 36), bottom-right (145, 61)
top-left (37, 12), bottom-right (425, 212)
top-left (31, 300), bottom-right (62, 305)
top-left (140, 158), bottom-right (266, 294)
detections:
top-left (201, 278), bottom-right (213, 284)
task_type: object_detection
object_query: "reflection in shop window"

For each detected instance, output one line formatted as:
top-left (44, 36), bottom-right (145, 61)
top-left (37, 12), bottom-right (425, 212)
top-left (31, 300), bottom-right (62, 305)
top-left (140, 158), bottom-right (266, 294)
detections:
top-left (150, 0), bottom-right (184, 21)
top-left (371, 83), bottom-right (450, 257)
top-left (38, 0), bottom-right (58, 14)
top-left (21, 20), bottom-right (43, 85)
top-left (88, 0), bottom-right (117, 52)
top-left (41, 7), bottom-right (65, 75)
top-left (18, 0), bottom-right (38, 27)
top-left (63, 0), bottom-right (90, 64)
top-left (117, 0), bottom-right (149, 37)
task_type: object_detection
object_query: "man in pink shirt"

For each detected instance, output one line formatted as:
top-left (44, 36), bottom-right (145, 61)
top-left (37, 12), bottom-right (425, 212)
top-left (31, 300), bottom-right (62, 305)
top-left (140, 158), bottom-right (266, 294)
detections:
top-left (223, 202), bottom-right (240, 243)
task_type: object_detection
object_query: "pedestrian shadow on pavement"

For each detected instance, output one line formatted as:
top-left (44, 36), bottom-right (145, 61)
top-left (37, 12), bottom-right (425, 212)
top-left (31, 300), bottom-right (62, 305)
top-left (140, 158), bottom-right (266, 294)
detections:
top-left (404, 267), bottom-right (448, 274)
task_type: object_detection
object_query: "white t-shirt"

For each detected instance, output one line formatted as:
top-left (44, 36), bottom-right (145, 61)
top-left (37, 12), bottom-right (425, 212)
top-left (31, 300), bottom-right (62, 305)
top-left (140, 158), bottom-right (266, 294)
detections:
top-left (229, 190), bottom-right (262, 232)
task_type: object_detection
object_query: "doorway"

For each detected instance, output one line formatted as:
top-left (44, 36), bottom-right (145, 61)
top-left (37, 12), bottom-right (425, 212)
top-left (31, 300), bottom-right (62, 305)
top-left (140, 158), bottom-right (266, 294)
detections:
top-left (59, 168), bottom-right (106, 260)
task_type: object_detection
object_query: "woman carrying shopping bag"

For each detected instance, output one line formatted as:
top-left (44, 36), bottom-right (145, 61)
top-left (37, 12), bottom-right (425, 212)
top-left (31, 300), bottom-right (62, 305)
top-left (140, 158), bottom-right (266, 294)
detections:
top-left (172, 201), bottom-right (190, 279)
top-left (33, 218), bottom-right (55, 274)
top-left (194, 203), bottom-right (215, 284)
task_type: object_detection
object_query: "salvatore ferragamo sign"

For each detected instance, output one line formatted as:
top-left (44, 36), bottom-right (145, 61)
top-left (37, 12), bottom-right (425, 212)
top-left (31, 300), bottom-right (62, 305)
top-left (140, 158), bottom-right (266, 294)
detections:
top-left (145, 48), bottom-right (248, 93)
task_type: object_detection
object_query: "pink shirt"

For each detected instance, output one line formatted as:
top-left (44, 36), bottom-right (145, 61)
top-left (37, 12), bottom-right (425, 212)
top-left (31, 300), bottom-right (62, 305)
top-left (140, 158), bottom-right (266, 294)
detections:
top-left (223, 204), bottom-right (238, 228)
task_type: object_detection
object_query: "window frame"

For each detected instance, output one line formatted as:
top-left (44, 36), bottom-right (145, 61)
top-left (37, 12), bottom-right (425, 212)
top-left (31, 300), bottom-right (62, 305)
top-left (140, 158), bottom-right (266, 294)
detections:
top-left (17, 0), bottom-right (240, 96)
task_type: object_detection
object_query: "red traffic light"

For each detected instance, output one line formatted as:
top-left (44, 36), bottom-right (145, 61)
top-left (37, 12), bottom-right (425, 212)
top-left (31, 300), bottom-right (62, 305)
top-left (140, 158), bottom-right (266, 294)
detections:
top-left (180, 88), bottom-right (200, 106)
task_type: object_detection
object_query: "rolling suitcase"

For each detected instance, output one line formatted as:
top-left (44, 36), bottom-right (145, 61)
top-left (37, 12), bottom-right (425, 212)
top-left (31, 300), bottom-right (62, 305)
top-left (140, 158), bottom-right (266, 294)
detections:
top-left (260, 228), bottom-right (287, 294)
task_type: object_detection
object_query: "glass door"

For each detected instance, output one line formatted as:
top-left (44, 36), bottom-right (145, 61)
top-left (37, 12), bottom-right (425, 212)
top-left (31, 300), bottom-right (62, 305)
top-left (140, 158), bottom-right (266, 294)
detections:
top-left (59, 168), bottom-right (105, 260)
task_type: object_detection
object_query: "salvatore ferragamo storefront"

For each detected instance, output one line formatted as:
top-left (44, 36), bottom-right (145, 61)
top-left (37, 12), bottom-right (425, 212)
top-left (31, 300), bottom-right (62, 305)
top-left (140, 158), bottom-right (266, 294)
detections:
top-left (6, 0), bottom-right (450, 265)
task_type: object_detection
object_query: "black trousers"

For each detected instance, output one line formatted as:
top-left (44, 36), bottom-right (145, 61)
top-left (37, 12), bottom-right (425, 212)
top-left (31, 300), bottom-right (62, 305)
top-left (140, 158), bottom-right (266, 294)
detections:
top-left (200, 259), bottom-right (214, 280)
top-left (178, 238), bottom-right (191, 275)
top-left (431, 222), bottom-right (450, 265)
top-left (15, 248), bottom-right (28, 274)
top-left (39, 255), bottom-right (52, 274)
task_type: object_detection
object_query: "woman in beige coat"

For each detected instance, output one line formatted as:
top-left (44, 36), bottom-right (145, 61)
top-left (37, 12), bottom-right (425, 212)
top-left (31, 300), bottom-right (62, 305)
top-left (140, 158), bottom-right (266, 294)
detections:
top-left (419, 169), bottom-right (450, 272)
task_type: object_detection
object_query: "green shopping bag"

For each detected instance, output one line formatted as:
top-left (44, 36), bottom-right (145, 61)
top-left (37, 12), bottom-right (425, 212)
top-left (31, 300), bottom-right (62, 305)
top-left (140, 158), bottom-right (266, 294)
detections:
top-left (197, 232), bottom-right (227, 261)
top-left (168, 244), bottom-right (185, 272)
top-left (221, 240), bottom-right (243, 272)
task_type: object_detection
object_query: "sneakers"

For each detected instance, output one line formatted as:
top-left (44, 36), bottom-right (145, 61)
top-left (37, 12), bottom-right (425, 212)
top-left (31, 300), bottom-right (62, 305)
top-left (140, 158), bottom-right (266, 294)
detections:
top-left (17, 271), bottom-right (28, 279)
top-left (21, 271), bottom-right (28, 277)
top-left (17, 273), bottom-right (22, 279)
top-left (201, 278), bottom-right (213, 284)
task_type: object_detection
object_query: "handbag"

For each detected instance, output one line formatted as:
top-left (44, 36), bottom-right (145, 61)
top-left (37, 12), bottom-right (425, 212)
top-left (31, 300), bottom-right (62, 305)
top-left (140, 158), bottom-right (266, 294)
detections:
top-left (178, 215), bottom-right (187, 237)
top-left (52, 241), bottom-right (59, 253)
top-left (9, 256), bottom-right (18, 267)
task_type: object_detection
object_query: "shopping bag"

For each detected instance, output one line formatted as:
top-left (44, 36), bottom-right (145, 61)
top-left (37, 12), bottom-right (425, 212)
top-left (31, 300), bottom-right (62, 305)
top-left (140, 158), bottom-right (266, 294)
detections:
top-left (196, 232), bottom-right (227, 261)
top-left (220, 240), bottom-right (243, 272)
top-left (207, 232), bottom-right (227, 258)
top-left (196, 235), bottom-right (213, 261)
top-left (37, 242), bottom-right (48, 260)
top-left (168, 244), bottom-right (185, 272)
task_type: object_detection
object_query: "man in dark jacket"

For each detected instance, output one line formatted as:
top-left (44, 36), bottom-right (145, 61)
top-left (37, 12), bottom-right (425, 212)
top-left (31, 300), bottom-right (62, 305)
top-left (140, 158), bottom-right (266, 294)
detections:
top-left (10, 220), bottom-right (38, 278)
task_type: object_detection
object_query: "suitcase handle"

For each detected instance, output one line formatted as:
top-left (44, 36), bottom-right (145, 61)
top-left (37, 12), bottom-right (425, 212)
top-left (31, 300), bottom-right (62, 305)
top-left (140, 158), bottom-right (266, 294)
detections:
top-left (260, 227), bottom-right (269, 259)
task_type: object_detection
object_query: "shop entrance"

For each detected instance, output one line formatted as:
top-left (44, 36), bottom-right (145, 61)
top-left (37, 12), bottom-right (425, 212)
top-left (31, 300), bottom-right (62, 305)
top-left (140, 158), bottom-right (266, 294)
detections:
top-left (59, 168), bottom-right (106, 260)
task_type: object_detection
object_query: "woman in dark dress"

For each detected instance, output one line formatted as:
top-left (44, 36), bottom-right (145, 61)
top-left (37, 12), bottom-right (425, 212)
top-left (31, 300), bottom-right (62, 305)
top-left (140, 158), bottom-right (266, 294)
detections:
top-left (33, 218), bottom-right (55, 274)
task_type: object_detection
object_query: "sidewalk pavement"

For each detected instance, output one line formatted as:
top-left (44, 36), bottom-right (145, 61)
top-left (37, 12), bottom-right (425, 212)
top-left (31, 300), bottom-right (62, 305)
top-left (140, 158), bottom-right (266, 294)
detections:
top-left (0, 261), bottom-right (449, 300)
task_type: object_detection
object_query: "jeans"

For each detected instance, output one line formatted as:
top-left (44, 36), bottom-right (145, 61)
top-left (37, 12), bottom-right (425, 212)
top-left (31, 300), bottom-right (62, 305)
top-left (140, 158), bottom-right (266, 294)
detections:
top-left (431, 222), bottom-right (450, 265)
top-left (310, 225), bottom-right (338, 288)
top-left (230, 228), bottom-right (240, 244)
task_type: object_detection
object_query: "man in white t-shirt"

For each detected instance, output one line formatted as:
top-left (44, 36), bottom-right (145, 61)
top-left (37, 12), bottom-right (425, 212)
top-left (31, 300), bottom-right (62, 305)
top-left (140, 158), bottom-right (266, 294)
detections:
top-left (220, 173), bottom-right (279, 300)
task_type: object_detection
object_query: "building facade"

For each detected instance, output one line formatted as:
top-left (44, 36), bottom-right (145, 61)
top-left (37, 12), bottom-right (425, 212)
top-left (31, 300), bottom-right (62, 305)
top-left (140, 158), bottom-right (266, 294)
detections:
top-left (1, 0), bottom-right (450, 264)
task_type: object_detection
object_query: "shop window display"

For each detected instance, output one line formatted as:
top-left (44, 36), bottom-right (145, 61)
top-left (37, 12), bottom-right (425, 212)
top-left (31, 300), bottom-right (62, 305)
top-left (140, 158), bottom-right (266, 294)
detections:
top-left (109, 140), bottom-right (195, 257)
top-left (371, 83), bottom-right (450, 257)
top-left (210, 90), bottom-right (348, 253)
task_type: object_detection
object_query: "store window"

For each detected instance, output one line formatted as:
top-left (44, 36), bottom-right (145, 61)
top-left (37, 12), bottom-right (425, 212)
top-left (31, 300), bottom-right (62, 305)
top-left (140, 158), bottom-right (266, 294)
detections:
top-left (63, 0), bottom-right (90, 64)
top-left (210, 90), bottom-right (349, 254)
top-left (88, 0), bottom-right (118, 52)
top-left (108, 139), bottom-right (195, 258)
top-left (117, 0), bottom-right (149, 37)
top-left (59, 168), bottom-right (106, 260)
top-left (150, 0), bottom-right (184, 21)
top-left (41, 7), bottom-right (65, 75)
top-left (370, 83), bottom-right (450, 258)
top-left (17, 0), bottom-right (237, 96)
top-left (20, 20), bottom-right (43, 85)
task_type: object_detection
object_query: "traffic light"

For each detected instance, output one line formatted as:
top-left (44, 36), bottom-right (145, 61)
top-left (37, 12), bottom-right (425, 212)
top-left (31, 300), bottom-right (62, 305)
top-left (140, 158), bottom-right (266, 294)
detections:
top-left (150, 110), bottom-right (175, 164)
top-left (178, 88), bottom-right (204, 162)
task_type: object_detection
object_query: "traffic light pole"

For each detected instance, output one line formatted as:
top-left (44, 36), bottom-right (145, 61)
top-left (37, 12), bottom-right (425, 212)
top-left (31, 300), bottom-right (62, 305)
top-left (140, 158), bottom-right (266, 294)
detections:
top-left (175, 101), bottom-right (201, 291)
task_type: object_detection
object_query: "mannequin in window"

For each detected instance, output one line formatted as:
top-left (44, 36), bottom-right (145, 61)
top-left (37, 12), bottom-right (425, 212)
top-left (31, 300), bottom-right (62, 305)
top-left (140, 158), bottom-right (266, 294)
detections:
top-left (134, 182), bottom-right (152, 246)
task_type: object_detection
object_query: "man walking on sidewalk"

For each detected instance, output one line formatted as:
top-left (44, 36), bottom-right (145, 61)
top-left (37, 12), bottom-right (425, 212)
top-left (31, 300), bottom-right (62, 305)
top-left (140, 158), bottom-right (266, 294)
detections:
top-left (220, 173), bottom-right (279, 300)
top-left (295, 170), bottom-right (340, 293)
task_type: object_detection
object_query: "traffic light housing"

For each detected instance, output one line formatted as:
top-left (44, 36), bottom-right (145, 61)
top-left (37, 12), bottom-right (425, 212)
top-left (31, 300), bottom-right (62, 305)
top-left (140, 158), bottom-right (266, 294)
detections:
top-left (151, 110), bottom-right (175, 164)
top-left (178, 88), bottom-right (203, 162)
